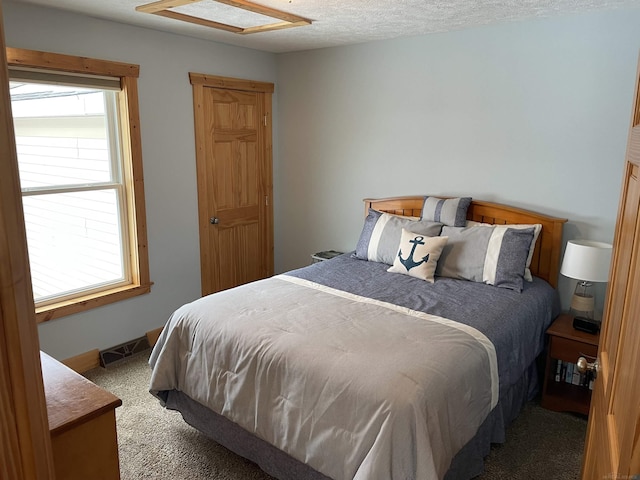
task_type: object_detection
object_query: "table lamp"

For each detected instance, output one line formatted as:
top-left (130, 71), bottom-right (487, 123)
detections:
top-left (560, 240), bottom-right (612, 329)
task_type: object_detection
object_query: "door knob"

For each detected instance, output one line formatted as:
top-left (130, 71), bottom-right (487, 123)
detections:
top-left (210, 217), bottom-right (219, 225)
top-left (576, 356), bottom-right (599, 379)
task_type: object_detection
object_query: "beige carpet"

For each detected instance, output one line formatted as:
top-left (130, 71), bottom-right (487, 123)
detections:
top-left (85, 352), bottom-right (587, 479)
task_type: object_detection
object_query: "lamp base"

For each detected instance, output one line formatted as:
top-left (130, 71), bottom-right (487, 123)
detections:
top-left (570, 281), bottom-right (595, 319)
top-left (572, 316), bottom-right (600, 334)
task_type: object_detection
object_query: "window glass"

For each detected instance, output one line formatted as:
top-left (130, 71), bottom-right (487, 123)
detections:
top-left (22, 190), bottom-right (126, 303)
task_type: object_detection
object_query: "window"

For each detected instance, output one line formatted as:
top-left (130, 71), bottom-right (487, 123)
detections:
top-left (7, 48), bottom-right (150, 322)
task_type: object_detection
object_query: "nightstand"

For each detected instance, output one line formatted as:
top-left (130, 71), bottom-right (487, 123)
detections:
top-left (311, 250), bottom-right (343, 263)
top-left (541, 313), bottom-right (600, 415)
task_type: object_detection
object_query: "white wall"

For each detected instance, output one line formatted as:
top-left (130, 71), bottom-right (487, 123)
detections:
top-left (3, 1), bottom-right (278, 360)
top-left (4, 3), bottom-right (639, 358)
top-left (275, 8), bottom-right (640, 312)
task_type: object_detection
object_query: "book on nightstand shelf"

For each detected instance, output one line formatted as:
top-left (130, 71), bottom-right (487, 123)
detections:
top-left (553, 359), bottom-right (594, 390)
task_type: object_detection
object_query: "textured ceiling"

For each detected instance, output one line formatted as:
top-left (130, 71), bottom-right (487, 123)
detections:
top-left (11, 0), bottom-right (640, 53)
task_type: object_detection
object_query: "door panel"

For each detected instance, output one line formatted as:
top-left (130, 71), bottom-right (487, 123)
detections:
top-left (581, 57), bottom-right (640, 479)
top-left (218, 223), bottom-right (261, 290)
top-left (602, 162), bottom-right (640, 374)
top-left (191, 74), bottom-right (274, 295)
top-left (211, 137), bottom-right (259, 209)
top-left (212, 90), bottom-right (256, 130)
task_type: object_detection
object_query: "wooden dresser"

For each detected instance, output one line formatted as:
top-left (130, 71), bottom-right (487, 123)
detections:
top-left (41, 351), bottom-right (122, 480)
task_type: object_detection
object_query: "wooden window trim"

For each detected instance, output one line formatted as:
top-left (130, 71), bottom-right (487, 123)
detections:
top-left (6, 48), bottom-right (139, 77)
top-left (7, 48), bottom-right (151, 323)
top-left (35, 283), bottom-right (152, 323)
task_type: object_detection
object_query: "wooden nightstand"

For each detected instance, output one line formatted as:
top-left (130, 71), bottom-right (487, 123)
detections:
top-left (541, 313), bottom-right (600, 415)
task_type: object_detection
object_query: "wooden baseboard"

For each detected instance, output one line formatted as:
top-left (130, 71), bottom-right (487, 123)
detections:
top-left (62, 349), bottom-right (100, 374)
top-left (146, 327), bottom-right (164, 348)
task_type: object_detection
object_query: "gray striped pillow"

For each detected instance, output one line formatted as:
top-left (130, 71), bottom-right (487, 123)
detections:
top-left (355, 210), bottom-right (443, 265)
top-left (421, 196), bottom-right (472, 227)
top-left (437, 225), bottom-right (535, 292)
top-left (467, 220), bottom-right (542, 282)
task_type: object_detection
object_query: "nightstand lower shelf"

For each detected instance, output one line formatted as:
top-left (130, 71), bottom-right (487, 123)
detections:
top-left (541, 380), bottom-right (592, 415)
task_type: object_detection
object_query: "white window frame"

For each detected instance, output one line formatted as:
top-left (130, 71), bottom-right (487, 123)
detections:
top-left (7, 48), bottom-right (151, 323)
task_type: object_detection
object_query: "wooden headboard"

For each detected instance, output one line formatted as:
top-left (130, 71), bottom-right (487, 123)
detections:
top-left (364, 196), bottom-right (567, 288)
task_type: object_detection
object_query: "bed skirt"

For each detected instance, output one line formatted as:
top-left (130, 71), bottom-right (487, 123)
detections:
top-left (160, 360), bottom-right (539, 480)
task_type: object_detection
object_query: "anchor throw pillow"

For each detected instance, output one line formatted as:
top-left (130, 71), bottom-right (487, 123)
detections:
top-left (387, 229), bottom-right (449, 282)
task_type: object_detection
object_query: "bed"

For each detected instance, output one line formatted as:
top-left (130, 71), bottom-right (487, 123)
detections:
top-left (149, 195), bottom-right (567, 480)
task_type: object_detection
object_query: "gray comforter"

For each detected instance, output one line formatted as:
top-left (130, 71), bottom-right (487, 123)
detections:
top-left (150, 254), bottom-right (558, 480)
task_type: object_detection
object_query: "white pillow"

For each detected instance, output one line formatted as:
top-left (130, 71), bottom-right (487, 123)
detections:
top-left (387, 229), bottom-right (448, 282)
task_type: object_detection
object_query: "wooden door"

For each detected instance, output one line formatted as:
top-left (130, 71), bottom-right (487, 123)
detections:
top-left (190, 74), bottom-right (274, 295)
top-left (581, 56), bottom-right (640, 479)
top-left (0, 3), bottom-right (57, 478)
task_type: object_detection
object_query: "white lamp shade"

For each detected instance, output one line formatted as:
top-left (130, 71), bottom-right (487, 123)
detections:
top-left (560, 240), bottom-right (613, 283)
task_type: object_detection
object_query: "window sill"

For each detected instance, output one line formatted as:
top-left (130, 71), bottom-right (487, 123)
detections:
top-left (35, 282), bottom-right (152, 323)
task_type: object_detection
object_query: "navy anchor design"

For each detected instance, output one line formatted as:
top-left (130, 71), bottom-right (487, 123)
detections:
top-left (398, 235), bottom-right (429, 271)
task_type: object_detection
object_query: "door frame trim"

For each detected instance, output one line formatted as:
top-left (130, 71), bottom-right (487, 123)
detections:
top-left (0, 5), bottom-right (56, 477)
top-left (580, 52), bottom-right (640, 478)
